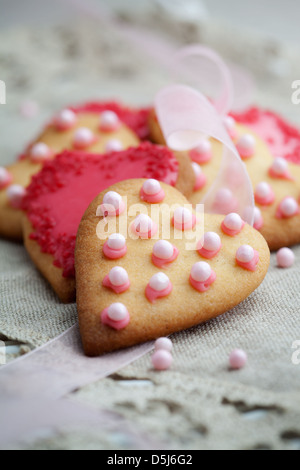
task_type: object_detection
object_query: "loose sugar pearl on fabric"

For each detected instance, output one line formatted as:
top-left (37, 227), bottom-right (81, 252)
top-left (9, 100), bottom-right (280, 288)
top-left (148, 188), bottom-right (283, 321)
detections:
top-left (221, 212), bottom-right (244, 236)
top-left (198, 232), bottom-right (221, 259)
top-left (229, 349), bottom-right (248, 370)
top-left (173, 207), bottom-right (196, 230)
top-left (6, 184), bottom-right (26, 209)
top-left (73, 127), bottom-right (96, 149)
top-left (132, 214), bottom-right (157, 238)
top-left (236, 245), bottom-right (259, 271)
top-left (255, 182), bottom-right (275, 206)
top-left (155, 337), bottom-right (173, 352)
top-left (99, 111), bottom-right (120, 132)
top-left (140, 179), bottom-right (165, 203)
top-left (101, 302), bottom-right (130, 330)
top-left (30, 142), bottom-right (52, 163)
top-left (105, 139), bottom-right (123, 152)
top-left (276, 197), bottom-right (299, 218)
top-left (189, 139), bottom-right (212, 164)
top-left (152, 349), bottom-right (173, 371)
top-left (236, 134), bottom-right (255, 159)
top-left (20, 100), bottom-right (39, 118)
top-left (276, 247), bottom-right (295, 268)
top-left (0, 167), bottom-right (12, 189)
top-left (54, 109), bottom-right (77, 130)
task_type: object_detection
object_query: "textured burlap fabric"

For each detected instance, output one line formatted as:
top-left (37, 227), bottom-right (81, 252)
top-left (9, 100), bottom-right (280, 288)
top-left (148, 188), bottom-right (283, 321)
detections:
top-left (0, 16), bottom-right (300, 450)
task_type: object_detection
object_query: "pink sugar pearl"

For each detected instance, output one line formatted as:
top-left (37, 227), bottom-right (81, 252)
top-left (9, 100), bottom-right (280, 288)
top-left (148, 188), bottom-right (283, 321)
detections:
top-left (154, 337), bottom-right (173, 352)
top-left (229, 349), bottom-right (247, 370)
top-left (276, 247), bottom-right (295, 268)
top-left (152, 349), bottom-right (173, 371)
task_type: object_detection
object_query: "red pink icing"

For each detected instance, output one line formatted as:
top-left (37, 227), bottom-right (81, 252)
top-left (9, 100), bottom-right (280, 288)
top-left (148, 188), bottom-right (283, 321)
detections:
top-left (69, 101), bottom-right (151, 140)
top-left (22, 143), bottom-right (179, 278)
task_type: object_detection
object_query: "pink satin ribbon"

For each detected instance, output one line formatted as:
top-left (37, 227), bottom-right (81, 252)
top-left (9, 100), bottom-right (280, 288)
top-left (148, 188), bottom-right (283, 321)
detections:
top-left (169, 44), bottom-right (234, 116)
top-left (0, 324), bottom-right (154, 447)
top-left (155, 84), bottom-right (254, 224)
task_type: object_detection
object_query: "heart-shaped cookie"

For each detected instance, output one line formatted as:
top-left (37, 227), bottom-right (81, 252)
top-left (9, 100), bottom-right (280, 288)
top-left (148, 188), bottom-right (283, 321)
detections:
top-left (0, 101), bottom-right (148, 240)
top-left (22, 142), bottom-right (194, 303)
top-left (148, 109), bottom-right (300, 251)
top-left (75, 179), bottom-right (270, 356)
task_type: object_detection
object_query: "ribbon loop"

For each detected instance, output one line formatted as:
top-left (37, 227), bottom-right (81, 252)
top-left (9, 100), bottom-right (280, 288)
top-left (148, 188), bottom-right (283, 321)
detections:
top-left (155, 84), bottom-right (254, 225)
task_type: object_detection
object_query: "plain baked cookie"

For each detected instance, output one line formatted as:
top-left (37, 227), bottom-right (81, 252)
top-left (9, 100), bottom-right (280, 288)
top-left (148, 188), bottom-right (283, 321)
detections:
top-left (0, 101), bottom-right (146, 240)
top-left (75, 179), bottom-right (270, 356)
top-left (148, 109), bottom-right (300, 251)
top-left (22, 143), bottom-right (195, 303)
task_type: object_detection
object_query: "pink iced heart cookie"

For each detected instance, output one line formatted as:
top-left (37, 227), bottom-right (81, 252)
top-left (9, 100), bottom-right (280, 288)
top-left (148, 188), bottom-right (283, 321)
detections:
top-left (22, 143), bottom-right (194, 303)
top-left (148, 109), bottom-right (300, 251)
top-left (0, 100), bottom-right (149, 240)
top-left (75, 179), bottom-right (269, 356)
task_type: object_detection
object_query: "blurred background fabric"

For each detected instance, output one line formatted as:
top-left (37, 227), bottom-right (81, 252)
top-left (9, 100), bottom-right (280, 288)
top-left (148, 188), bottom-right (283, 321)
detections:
top-left (0, 0), bottom-right (300, 450)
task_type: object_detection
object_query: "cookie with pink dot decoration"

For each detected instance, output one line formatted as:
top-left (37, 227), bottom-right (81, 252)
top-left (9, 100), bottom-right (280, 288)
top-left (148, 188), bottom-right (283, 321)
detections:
top-left (22, 143), bottom-right (194, 303)
top-left (0, 100), bottom-right (147, 240)
top-left (148, 108), bottom-right (300, 251)
top-left (1, 101), bottom-right (195, 241)
top-left (75, 179), bottom-right (269, 356)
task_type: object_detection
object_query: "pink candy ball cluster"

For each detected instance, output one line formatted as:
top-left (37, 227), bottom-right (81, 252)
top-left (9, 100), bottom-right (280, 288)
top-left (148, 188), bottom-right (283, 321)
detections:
top-left (151, 337), bottom-right (173, 370)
